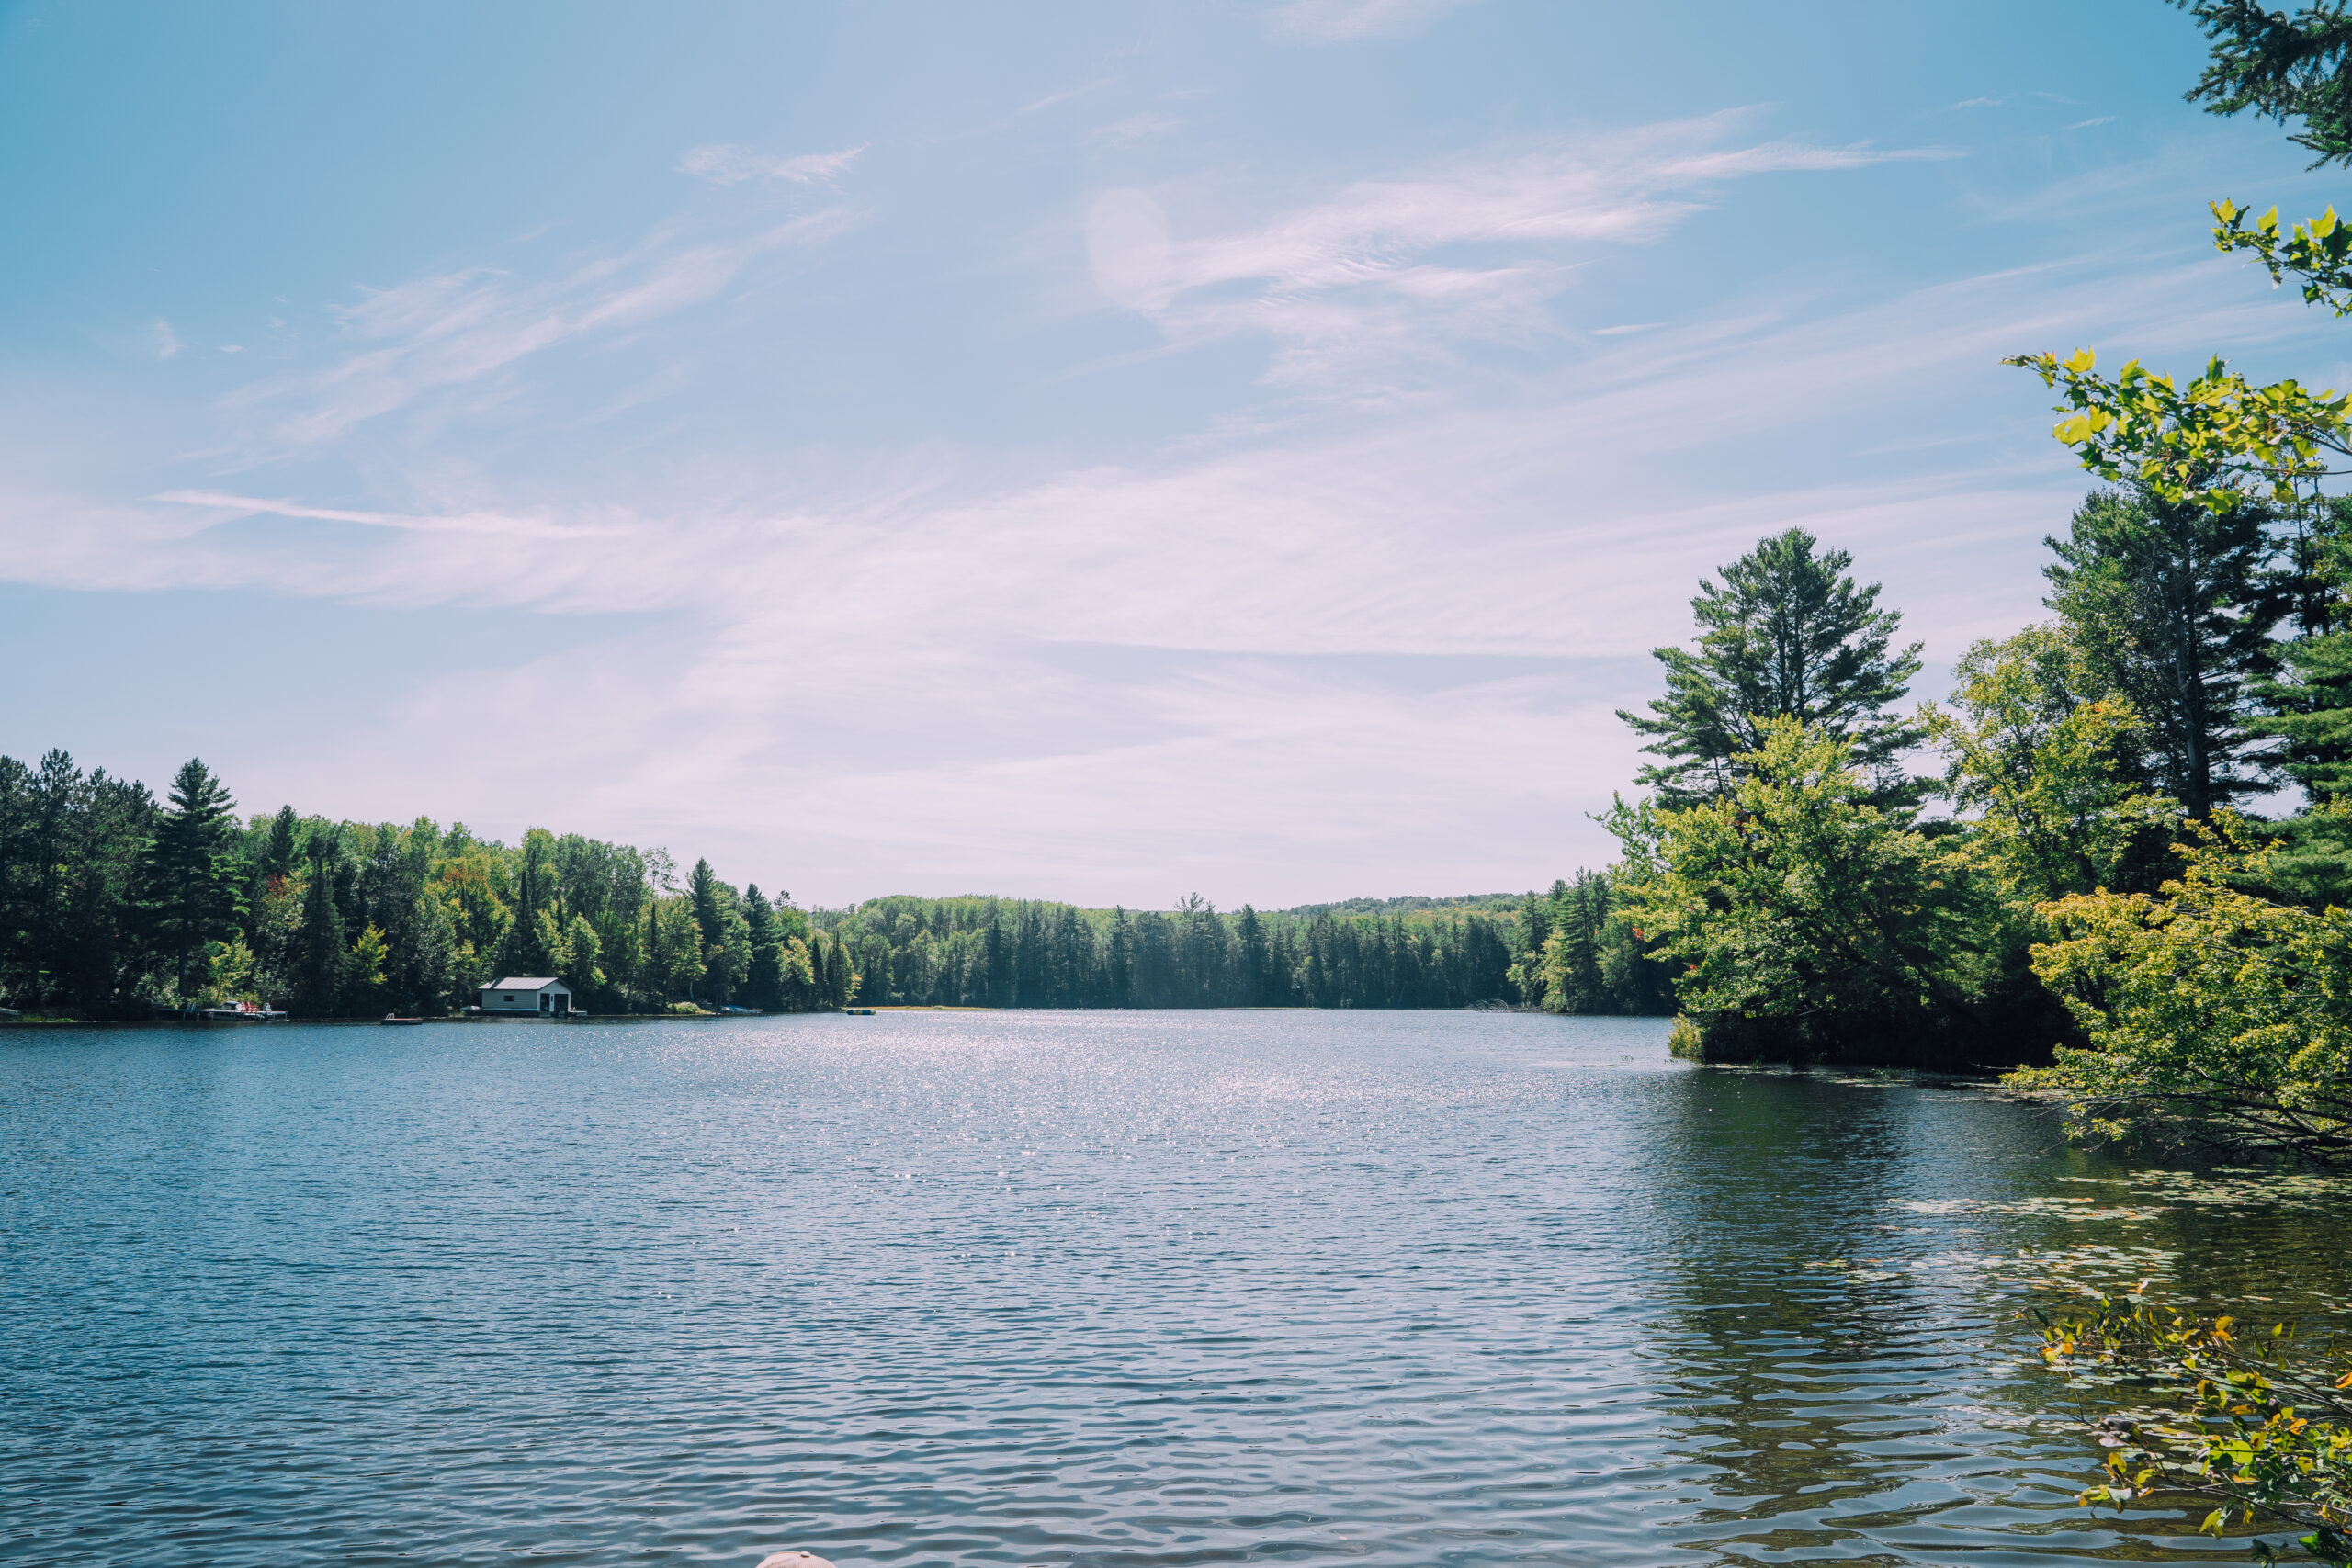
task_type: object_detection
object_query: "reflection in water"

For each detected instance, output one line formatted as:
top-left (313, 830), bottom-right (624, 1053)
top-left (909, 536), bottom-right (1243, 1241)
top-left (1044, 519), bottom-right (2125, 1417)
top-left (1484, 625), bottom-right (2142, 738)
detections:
top-left (0, 1012), bottom-right (2344, 1567)
top-left (1634, 1068), bottom-right (2352, 1565)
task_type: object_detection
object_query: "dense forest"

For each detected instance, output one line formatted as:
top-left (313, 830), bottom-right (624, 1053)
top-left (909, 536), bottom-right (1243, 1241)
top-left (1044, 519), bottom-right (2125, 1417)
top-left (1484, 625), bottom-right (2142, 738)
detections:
top-left (0, 761), bottom-right (1669, 1019)
top-left (815, 893), bottom-right (1541, 1010)
top-left (0, 770), bottom-right (858, 1020)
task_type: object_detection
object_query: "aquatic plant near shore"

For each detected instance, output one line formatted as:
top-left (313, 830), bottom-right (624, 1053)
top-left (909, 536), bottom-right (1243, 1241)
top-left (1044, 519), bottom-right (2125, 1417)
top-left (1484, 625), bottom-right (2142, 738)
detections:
top-left (2036, 1289), bottom-right (2352, 1565)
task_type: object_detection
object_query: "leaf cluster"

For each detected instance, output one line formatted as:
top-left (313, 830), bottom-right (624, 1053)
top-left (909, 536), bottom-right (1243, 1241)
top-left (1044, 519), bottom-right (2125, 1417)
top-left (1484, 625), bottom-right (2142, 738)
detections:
top-left (2038, 1287), bottom-right (2352, 1564)
top-left (2012, 812), bottom-right (2352, 1162)
top-left (1919, 626), bottom-right (2177, 912)
top-left (2007, 347), bottom-right (2348, 513)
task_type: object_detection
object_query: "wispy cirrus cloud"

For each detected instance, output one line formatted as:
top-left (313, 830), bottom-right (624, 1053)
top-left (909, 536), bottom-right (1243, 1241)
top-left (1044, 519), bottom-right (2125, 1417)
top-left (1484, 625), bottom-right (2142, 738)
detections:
top-left (1264, 0), bottom-right (1483, 43)
top-left (1, 224), bottom-right (2297, 897)
top-left (1086, 114), bottom-right (1956, 391)
top-left (151, 489), bottom-right (586, 540)
top-left (7, 81), bottom-right (2297, 902)
top-left (1086, 111), bottom-right (1182, 148)
top-left (220, 205), bottom-right (859, 450)
top-left (1016, 79), bottom-right (1114, 117)
top-left (678, 143), bottom-right (865, 186)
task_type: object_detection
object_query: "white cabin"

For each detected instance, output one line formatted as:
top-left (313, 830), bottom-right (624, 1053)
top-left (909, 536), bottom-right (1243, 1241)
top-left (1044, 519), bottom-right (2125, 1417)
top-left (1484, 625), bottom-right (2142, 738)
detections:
top-left (480, 976), bottom-right (573, 1015)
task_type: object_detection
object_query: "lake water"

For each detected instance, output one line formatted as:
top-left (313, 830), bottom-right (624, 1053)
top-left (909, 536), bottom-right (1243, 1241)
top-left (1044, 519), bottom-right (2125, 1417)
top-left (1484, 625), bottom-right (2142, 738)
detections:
top-left (3, 1010), bottom-right (2346, 1567)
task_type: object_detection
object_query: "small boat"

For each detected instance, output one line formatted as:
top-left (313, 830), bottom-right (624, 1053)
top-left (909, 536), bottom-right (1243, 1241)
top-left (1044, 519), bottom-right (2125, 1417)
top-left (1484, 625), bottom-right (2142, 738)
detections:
top-left (381, 1014), bottom-right (425, 1026)
top-left (842, 1007), bottom-right (875, 1016)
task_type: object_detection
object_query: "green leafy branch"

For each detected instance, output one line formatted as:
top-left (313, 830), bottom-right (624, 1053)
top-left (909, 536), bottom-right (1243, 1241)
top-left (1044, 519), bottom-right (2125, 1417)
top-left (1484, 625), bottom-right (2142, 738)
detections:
top-left (2038, 1290), bottom-right (2352, 1564)
top-left (2215, 198), bottom-right (2352, 312)
top-left (2006, 347), bottom-right (2349, 513)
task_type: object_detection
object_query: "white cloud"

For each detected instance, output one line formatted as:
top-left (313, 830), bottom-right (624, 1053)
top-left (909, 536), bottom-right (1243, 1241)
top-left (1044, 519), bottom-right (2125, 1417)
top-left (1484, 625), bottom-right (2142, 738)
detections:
top-left (1017, 79), bottom-right (1115, 117)
top-left (220, 206), bottom-right (859, 448)
top-left (151, 489), bottom-right (585, 541)
top-left (678, 143), bottom-right (865, 186)
top-left (4, 107), bottom-right (2304, 904)
top-left (1087, 111), bottom-right (1182, 148)
top-left (7, 228), bottom-right (2288, 902)
top-left (153, 320), bottom-right (182, 359)
top-left (1091, 116), bottom-right (1954, 392)
top-left (1264, 0), bottom-right (1482, 43)
top-left (1087, 189), bottom-right (1174, 309)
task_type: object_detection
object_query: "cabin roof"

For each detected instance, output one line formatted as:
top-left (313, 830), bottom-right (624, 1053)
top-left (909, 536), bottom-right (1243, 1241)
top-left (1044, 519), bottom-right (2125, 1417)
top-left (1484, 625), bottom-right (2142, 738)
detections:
top-left (484, 976), bottom-right (564, 990)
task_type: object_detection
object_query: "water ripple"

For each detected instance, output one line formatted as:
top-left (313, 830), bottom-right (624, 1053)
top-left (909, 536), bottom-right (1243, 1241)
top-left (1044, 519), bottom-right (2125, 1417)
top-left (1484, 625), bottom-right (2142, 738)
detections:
top-left (2, 1010), bottom-right (2344, 1566)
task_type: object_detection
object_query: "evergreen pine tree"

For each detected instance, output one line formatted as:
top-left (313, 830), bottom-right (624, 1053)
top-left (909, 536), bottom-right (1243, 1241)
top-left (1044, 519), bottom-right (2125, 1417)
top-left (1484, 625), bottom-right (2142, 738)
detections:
top-left (291, 835), bottom-right (347, 1015)
top-left (141, 758), bottom-right (244, 999)
top-left (808, 930), bottom-right (831, 1007)
top-left (1619, 529), bottom-right (1922, 807)
top-left (262, 805), bottom-right (299, 881)
top-left (495, 830), bottom-right (560, 978)
top-left (1513, 887), bottom-right (1556, 1006)
top-left (742, 884), bottom-right (784, 1010)
top-left (982, 905), bottom-right (1012, 1006)
top-left (1236, 905), bottom-right (1267, 1005)
top-left (2045, 485), bottom-right (2278, 817)
top-left (2178, 0), bottom-right (2352, 167)
top-left (1106, 907), bottom-right (1133, 1006)
top-left (2255, 631), bottom-right (2352, 801)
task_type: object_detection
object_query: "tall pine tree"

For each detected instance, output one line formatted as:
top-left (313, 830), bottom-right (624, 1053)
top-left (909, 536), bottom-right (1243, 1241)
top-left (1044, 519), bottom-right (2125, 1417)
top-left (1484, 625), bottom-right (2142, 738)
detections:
top-left (2044, 485), bottom-right (2278, 818)
top-left (140, 758), bottom-right (244, 1000)
top-left (291, 832), bottom-right (347, 1015)
top-left (742, 883), bottom-right (784, 1010)
top-left (1620, 529), bottom-right (1922, 807)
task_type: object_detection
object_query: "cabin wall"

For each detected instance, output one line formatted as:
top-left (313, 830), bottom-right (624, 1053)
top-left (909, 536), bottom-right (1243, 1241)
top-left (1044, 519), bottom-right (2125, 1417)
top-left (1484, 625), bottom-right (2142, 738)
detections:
top-left (478, 985), bottom-right (571, 1013)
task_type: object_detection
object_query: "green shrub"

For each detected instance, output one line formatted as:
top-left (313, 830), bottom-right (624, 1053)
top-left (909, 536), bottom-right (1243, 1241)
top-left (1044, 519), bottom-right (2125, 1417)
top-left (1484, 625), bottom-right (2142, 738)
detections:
top-left (1668, 1015), bottom-right (1703, 1060)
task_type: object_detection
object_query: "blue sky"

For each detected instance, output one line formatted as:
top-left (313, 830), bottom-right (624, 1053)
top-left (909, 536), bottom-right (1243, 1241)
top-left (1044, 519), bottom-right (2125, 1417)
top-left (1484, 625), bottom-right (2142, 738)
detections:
top-left (2, 0), bottom-right (2345, 907)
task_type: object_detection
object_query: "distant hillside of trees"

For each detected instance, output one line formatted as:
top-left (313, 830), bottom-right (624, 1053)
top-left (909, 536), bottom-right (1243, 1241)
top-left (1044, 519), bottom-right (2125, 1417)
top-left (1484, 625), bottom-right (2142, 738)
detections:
top-left (0, 753), bottom-right (1669, 1021)
top-left (1275, 893), bottom-right (1526, 919)
top-left (815, 893), bottom-right (1530, 1009)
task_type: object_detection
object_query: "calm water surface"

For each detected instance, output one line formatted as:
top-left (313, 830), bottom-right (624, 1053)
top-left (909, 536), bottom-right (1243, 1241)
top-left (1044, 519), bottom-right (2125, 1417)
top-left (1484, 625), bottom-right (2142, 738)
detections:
top-left (2, 1010), bottom-right (2346, 1567)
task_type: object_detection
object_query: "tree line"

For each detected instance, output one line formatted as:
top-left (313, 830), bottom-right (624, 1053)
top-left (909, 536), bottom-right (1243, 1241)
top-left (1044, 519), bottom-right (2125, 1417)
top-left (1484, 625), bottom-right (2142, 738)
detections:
top-left (0, 755), bottom-right (1668, 1019)
top-left (0, 760), bottom-right (859, 1018)
top-left (818, 892), bottom-right (1544, 1010)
